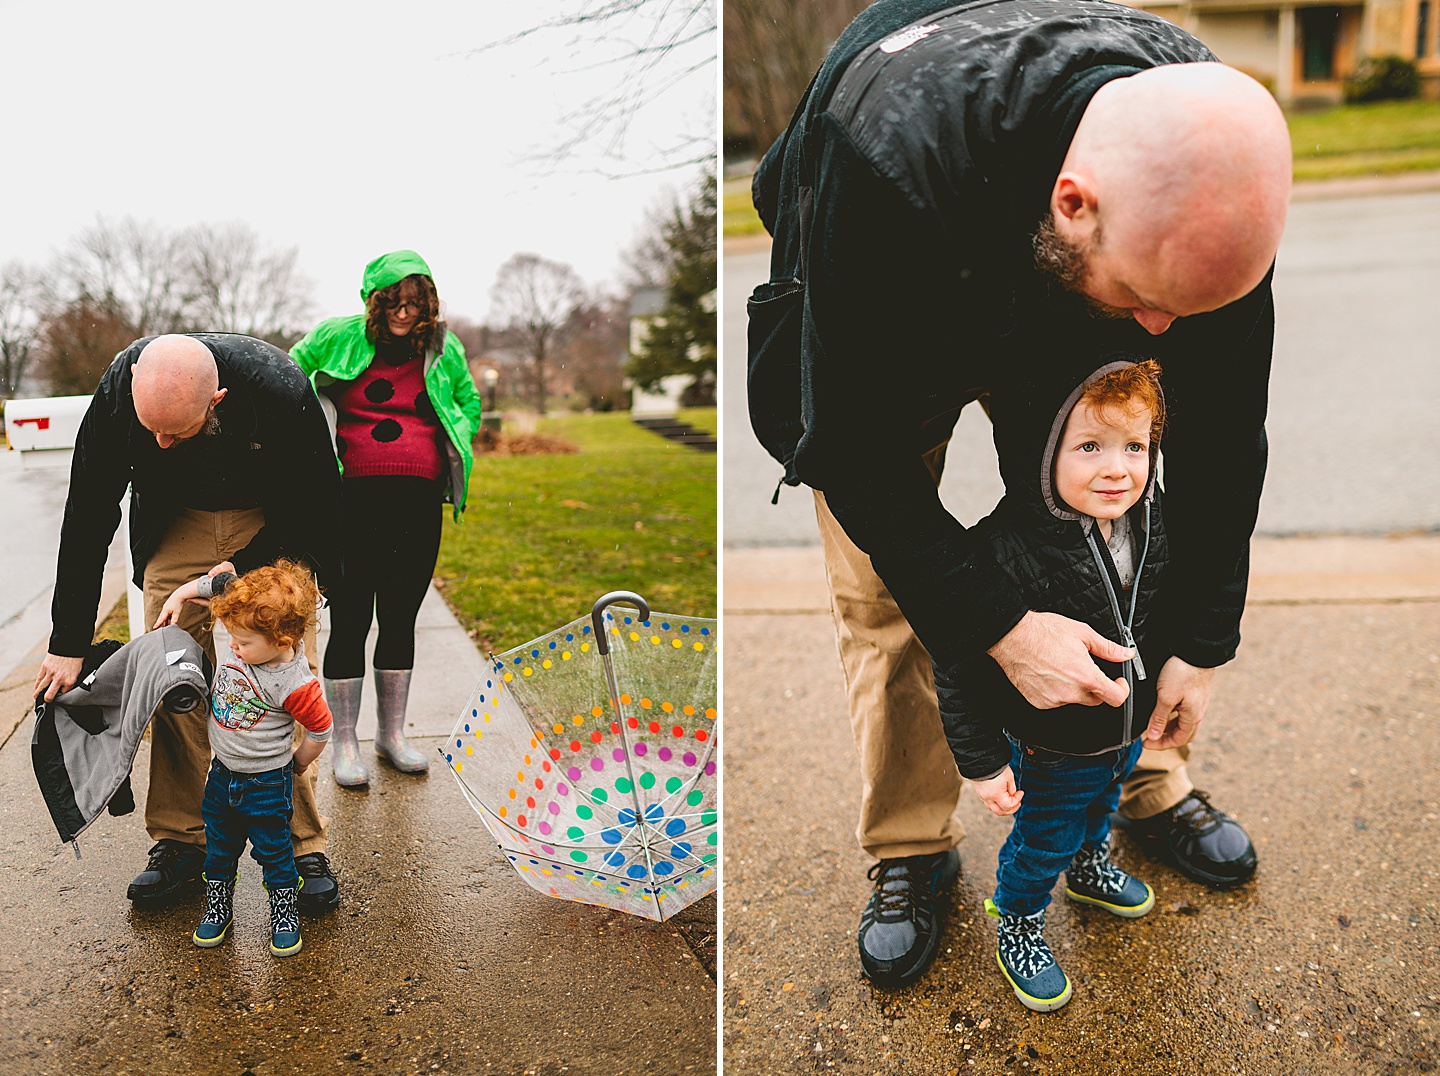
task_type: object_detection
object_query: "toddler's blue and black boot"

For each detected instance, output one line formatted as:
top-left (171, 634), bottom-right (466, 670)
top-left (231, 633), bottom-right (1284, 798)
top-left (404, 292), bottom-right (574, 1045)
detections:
top-left (1065, 835), bottom-right (1155, 917)
top-left (192, 872), bottom-right (237, 948)
top-left (266, 877), bottom-right (303, 957)
top-left (986, 899), bottom-right (1072, 1012)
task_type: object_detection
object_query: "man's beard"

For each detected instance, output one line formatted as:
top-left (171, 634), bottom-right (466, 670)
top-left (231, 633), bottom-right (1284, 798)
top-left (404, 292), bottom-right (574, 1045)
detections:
top-left (1032, 214), bottom-right (1129, 320)
top-left (174, 403), bottom-right (221, 448)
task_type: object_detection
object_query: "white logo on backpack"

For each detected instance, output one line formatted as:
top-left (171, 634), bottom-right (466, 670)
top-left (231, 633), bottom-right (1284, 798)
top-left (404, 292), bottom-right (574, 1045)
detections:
top-left (879, 24), bottom-right (938, 54)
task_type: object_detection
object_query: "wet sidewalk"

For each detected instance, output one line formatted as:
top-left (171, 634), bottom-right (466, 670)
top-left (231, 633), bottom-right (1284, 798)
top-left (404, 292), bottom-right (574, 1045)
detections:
top-left (0, 585), bottom-right (717, 1076)
top-left (722, 535), bottom-right (1440, 1075)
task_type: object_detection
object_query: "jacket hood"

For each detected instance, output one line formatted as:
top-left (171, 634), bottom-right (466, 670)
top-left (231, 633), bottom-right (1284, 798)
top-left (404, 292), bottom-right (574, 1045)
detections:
top-left (1039, 359), bottom-right (1162, 525)
top-left (360, 250), bottom-right (433, 302)
top-left (988, 350), bottom-right (1160, 529)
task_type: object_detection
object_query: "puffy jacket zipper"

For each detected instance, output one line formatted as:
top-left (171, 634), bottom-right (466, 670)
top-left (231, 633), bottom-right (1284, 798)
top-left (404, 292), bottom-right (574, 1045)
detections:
top-left (1085, 500), bottom-right (1152, 744)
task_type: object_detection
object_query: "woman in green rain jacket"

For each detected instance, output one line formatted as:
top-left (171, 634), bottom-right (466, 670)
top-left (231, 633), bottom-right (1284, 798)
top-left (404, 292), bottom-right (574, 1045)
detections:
top-left (290, 250), bottom-right (481, 788)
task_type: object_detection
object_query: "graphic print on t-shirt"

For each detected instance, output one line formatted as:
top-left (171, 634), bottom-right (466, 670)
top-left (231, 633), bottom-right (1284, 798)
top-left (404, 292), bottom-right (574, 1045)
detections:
top-left (211, 663), bottom-right (283, 731)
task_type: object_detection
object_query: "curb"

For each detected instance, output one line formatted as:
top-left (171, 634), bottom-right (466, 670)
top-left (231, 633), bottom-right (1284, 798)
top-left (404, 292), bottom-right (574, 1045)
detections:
top-left (724, 534), bottom-right (1440, 614)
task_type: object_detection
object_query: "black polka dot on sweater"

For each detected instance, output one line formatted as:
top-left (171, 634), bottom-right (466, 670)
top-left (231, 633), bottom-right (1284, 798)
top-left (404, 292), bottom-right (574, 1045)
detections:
top-left (365, 379), bottom-right (395, 404)
top-left (372, 419), bottom-right (403, 443)
top-left (415, 391), bottom-right (437, 423)
top-left (335, 434), bottom-right (348, 458)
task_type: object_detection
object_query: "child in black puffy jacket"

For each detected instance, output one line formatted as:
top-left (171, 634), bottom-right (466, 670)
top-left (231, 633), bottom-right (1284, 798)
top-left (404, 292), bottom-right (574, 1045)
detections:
top-left (945, 359), bottom-right (1171, 1013)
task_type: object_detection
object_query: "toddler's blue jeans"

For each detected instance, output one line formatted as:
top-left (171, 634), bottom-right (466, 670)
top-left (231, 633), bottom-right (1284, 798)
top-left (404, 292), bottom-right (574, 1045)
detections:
top-left (993, 736), bottom-right (1145, 917)
top-left (201, 758), bottom-right (298, 891)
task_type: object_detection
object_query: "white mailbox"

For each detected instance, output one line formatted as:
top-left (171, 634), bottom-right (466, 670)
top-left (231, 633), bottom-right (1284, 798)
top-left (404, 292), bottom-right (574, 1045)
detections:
top-left (3, 395), bottom-right (92, 452)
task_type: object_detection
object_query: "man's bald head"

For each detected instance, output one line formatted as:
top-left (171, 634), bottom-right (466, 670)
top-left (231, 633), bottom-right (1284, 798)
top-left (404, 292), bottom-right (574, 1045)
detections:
top-left (131, 335), bottom-right (227, 448)
top-left (1047, 63), bottom-right (1292, 334)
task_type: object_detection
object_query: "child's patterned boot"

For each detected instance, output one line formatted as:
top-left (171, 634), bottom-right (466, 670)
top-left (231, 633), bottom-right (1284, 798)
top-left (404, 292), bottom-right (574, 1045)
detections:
top-left (267, 879), bottom-right (303, 957)
top-left (1065, 835), bottom-right (1155, 917)
top-left (986, 899), bottom-right (1071, 1012)
top-left (192, 872), bottom-right (236, 948)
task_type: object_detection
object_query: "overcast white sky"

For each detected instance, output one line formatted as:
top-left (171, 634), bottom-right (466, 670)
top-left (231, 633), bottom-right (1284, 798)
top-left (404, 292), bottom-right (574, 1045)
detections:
top-left (0, 0), bottom-right (714, 324)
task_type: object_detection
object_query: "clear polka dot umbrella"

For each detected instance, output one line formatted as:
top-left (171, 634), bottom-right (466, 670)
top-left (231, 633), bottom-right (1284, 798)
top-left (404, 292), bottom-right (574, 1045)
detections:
top-left (444, 591), bottom-right (718, 921)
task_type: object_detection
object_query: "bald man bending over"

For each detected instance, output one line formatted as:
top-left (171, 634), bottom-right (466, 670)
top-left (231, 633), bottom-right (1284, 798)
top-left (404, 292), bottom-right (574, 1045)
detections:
top-left (747, 0), bottom-right (1291, 989)
top-left (36, 333), bottom-right (343, 915)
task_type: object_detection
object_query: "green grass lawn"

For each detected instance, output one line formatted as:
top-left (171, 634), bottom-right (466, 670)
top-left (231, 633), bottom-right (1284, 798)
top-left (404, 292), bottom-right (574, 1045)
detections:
top-left (435, 411), bottom-right (716, 654)
top-left (1288, 98), bottom-right (1440, 180)
top-left (676, 407), bottom-right (717, 435)
top-left (724, 176), bottom-right (765, 238)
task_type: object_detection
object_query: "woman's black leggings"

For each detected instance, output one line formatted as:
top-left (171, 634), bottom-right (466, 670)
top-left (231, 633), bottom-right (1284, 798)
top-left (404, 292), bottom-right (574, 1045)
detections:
top-left (322, 476), bottom-right (444, 680)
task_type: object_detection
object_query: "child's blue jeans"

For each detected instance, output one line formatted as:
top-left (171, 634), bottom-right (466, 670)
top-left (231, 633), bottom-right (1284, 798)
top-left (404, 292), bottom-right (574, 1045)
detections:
top-left (993, 736), bottom-right (1145, 917)
top-left (201, 758), bottom-right (297, 891)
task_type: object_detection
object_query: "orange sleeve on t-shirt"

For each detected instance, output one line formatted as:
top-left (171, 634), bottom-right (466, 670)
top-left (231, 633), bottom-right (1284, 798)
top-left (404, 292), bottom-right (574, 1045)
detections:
top-left (283, 679), bottom-right (333, 736)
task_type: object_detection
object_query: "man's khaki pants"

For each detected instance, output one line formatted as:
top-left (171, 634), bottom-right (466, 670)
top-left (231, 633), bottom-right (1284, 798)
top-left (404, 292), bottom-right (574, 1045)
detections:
top-left (814, 441), bottom-right (1192, 861)
top-left (139, 507), bottom-right (329, 855)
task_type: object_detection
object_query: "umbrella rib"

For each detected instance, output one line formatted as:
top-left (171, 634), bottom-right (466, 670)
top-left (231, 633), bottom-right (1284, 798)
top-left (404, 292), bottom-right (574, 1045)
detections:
top-left (599, 627), bottom-right (663, 893)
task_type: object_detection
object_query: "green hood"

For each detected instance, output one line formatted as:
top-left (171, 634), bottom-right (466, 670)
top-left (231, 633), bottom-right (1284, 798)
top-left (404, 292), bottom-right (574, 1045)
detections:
top-left (360, 249), bottom-right (433, 302)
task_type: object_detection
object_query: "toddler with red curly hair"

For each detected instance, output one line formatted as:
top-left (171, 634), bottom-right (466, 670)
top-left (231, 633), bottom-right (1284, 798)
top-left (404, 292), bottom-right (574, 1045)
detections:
top-left (156, 559), bottom-right (332, 957)
top-left (940, 358), bottom-right (1173, 1013)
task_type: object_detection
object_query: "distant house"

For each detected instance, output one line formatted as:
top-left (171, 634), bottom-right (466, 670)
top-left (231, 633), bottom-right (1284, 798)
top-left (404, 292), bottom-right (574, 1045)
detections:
top-left (1121, 0), bottom-right (1439, 103)
top-left (627, 286), bottom-right (690, 415)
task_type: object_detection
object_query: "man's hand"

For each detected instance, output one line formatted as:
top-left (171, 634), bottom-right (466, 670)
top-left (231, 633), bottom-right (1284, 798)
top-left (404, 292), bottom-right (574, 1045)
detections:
top-left (1143, 656), bottom-right (1214, 750)
top-left (971, 766), bottom-right (1024, 817)
top-left (987, 611), bottom-right (1133, 709)
top-left (33, 653), bottom-right (85, 703)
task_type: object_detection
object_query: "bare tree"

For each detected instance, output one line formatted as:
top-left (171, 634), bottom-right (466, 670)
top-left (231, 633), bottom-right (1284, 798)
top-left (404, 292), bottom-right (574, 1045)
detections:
top-left (565, 295), bottom-right (630, 410)
top-left (724, 0), bottom-right (870, 156)
top-left (56, 217), bottom-right (189, 337)
top-left (488, 254), bottom-right (586, 415)
top-left (181, 222), bottom-right (316, 346)
top-left (0, 261), bottom-right (45, 400)
top-left (37, 299), bottom-right (136, 396)
top-left (447, 315), bottom-right (490, 363)
top-left (619, 191), bottom-right (679, 291)
top-left (468, 0), bottom-right (715, 175)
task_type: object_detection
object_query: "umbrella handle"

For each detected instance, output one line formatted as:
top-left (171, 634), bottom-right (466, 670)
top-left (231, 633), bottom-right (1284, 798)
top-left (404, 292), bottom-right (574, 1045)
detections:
top-left (591, 591), bottom-right (650, 655)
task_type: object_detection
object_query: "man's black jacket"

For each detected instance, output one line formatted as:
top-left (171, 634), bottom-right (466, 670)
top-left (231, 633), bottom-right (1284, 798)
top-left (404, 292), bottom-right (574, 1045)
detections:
top-left (748, 0), bottom-right (1270, 693)
top-left (49, 333), bottom-right (341, 657)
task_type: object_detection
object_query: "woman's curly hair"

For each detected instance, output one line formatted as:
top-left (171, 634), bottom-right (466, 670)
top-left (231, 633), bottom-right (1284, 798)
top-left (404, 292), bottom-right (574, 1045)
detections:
top-left (210, 559), bottom-right (318, 649)
top-left (365, 273), bottom-right (445, 359)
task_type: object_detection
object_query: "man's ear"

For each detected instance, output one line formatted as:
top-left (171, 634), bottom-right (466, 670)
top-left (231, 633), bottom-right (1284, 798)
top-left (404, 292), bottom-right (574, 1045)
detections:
top-left (1052, 172), bottom-right (1099, 234)
top-left (212, 387), bottom-right (229, 407)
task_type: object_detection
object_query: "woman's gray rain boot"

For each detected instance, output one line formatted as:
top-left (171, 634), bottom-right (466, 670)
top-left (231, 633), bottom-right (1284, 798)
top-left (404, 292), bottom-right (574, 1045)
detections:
top-left (324, 677), bottom-right (369, 788)
top-left (374, 668), bottom-right (429, 774)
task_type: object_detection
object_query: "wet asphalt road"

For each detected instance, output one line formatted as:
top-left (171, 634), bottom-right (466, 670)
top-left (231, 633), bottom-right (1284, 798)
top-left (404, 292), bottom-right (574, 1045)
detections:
top-left (723, 187), bottom-right (1440, 546)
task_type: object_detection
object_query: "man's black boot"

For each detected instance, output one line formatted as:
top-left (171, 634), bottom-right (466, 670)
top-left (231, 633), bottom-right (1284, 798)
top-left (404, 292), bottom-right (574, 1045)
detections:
top-left (1116, 790), bottom-right (1257, 888)
top-left (295, 852), bottom-right (339, 915)
top-left (857, 848), bottom-right (960, 989)
top-left (127, 840), bottom-right (204, 904)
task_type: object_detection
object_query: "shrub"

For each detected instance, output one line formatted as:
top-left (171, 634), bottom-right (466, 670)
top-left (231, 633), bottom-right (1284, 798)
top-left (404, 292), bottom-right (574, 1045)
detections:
top-left (1343, 55), bottom-right (1421, 103)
